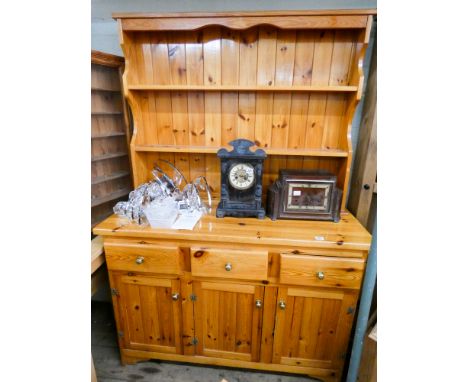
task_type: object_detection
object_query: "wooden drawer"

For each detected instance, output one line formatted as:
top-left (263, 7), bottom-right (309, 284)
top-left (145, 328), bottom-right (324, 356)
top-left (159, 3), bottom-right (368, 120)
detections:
top-left (104, 242), bottom-right (183, 275)
top-left (279, 254), bottom-right (365, 289)
top-left (191, 247), bottom-right (268, 281)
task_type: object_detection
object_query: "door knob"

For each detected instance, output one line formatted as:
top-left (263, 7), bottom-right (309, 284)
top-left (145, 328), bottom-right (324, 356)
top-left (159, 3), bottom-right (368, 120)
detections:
top-left (225, 263), bottom-right (232, 271)
top-left (171, 293), bottom-right (180, 301)
top-left (135, 256), bottom-right (144, 265)
top-left (255, 299), bottom-right (262, 308)
top-left (279, 300), bottom-right (286, 310)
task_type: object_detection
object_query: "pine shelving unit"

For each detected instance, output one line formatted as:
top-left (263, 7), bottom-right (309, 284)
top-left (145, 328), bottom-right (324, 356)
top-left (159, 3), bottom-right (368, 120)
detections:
top-left (117, 10), bottom-right (374, 211)
top-left (91, 50), bottom-right (133, 230)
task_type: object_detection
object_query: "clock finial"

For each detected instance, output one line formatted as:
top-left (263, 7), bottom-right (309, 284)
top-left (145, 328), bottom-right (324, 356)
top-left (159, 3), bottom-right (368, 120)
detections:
top-left (228, 139), bottom-right (255, 154)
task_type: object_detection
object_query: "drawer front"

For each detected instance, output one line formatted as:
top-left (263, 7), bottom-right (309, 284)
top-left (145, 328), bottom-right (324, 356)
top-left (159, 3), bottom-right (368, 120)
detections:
top-left (280, 254), bottom-right (365, 289)
top-left (191, 247), bottom-right (268, 281)
top-left (105, 243), bottom-right (183, 275)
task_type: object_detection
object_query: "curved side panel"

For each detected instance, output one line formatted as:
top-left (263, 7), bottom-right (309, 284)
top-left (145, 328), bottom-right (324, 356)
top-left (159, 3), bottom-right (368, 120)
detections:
top-left (118, 20), bottom-right (145, 187)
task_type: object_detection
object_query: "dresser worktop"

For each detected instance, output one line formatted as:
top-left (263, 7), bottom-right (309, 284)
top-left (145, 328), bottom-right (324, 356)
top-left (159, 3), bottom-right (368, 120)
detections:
top-left (93, 210), bottom-right (371, 253)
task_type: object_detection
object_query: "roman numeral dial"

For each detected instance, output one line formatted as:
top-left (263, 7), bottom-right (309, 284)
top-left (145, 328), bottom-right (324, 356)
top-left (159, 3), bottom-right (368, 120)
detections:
top-left (228, 163), bottom-right (255, 190)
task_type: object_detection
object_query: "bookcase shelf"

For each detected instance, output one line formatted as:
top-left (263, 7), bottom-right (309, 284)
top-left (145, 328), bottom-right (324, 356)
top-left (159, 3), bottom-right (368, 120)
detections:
top-left (92, 131), bottom-right (127, 139)
top-left (127, 84), bottom-right (358, 92)
top-left (91, 187), bottom-right (132, 207)
top-left (134, 144), bottom-right (349, 157)
top-left (91, 171), bottom-right (131, 185)
top-left (91, 152), bottom-right (128, 162)
top-left (91, 87), bottom-right (122, 92)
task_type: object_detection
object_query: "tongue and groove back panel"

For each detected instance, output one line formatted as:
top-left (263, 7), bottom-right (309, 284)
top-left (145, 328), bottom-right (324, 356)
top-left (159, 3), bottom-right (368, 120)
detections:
top-left (117, 13), bottom-right (373, 208)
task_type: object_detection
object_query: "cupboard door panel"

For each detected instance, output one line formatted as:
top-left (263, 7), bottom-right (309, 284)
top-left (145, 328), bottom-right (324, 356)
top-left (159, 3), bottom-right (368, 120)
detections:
top-left (116, 274), bottom-right (183, 354)
top-left (259, 286), bottom-right (278, 363)
top-left (272, 286), bottom-right (357, 370)
top-left (193, 281), bottom-right (264, 362)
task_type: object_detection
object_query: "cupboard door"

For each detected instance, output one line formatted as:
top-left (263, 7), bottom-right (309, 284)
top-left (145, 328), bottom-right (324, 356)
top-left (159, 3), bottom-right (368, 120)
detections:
top-left (193, 281), bottom-right (264, 362)
top-left (272, 287), bottom-right (357, 370)
top-left (115, 273), bottom-right (183, 354)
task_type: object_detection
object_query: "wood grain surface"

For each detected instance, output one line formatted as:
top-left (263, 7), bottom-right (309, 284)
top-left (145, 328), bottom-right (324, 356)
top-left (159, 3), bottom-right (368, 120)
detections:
top-left (120, 15), bottom-right (370, 32)
top-left (104, 243), bottom-right (183, 274)
top-left (94, 208), bottom-right (371, 252)
top-left (190, 247), bottom-right (268, 281)
top-left (279, 254), bottom-right (365, 289)
top-left (193, 281), bottom-right (265, 362)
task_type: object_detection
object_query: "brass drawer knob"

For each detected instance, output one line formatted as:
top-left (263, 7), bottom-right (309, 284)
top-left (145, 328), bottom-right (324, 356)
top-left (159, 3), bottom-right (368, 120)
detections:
top-left (316, 271), bottom-right (325, 280)
top-left (135, 256), bottom-right (144, 265)
top-left (225, 263), bottom-right (232, 271)
top-left (255, 299), bottom-right (262, 309)
top-left (171, 293), bottom-right (180, 301)
top-left (279, 300), bottom-right (286, 310)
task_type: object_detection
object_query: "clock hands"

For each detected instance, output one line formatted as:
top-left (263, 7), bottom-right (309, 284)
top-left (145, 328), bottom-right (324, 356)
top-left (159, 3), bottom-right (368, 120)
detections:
top-left (229, 164), bottom-right (254, 190)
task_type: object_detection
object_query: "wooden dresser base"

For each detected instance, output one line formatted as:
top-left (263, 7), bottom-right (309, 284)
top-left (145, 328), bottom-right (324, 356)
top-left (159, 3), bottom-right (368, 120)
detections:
top-left (95, 212), bottom-right (370, 382)
top-left (120, 349), bottom-right (339, 382)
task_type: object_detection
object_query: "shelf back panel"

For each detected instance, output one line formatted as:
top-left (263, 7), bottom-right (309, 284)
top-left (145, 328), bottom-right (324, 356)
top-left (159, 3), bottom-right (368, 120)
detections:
top-left (131, 151), bottom-right (345, 199)
top-left (130, 90), bottom-right (350, 151)
top-left (125, 28), bottom-right (360, 88)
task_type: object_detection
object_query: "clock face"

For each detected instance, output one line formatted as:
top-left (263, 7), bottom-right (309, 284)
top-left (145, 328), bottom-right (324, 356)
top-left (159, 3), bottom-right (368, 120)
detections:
top-left (228, 163), bottom-right (255, 190)
top-left (286, 182), bottom-right (331, 211)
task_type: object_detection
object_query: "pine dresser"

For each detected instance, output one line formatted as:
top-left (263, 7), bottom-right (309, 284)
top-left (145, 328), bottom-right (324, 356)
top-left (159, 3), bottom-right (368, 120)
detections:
top-left (94, 9), bottom-right (375, 381)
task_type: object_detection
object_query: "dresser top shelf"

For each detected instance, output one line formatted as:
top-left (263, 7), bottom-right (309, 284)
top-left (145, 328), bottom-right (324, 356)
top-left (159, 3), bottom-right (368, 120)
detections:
top-left (113, 9), bottom-right (377, 18)
top-left (93, 209), bottom-right (371, 252)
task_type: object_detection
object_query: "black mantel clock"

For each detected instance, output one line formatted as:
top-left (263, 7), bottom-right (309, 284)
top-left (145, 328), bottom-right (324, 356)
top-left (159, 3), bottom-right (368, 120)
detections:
top-left (216, 139), bottom-right (266, 219)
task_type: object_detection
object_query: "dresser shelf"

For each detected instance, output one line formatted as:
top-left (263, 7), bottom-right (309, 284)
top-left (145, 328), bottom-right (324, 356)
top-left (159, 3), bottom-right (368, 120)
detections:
top-left (128, 84), bottom-right (359, 92)
top-left (91, 187), bottom-right (131, 207)
top-left (91, 170), bottom-right (131, 185)
top-left (91, 151), bottom-right (128, 162)
top-left (91, 87), bottom-right (122, 92)
top-left (134, 144), bottom-right (349, 157)
top-left (92, 131), bottom-right (127, 139)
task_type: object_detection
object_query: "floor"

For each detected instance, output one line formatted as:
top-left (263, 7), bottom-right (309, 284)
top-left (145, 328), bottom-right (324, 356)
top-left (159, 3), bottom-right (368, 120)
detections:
top-left (92, 302), bottom-right (320, 382)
